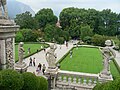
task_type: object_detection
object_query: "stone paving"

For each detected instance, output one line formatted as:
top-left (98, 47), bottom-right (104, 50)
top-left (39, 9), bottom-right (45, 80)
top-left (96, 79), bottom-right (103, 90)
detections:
top-left (23, 41), bottom-right (78, 76)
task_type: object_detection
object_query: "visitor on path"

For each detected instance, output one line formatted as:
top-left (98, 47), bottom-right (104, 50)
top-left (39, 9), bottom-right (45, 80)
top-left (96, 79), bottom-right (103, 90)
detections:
top-left (37, 63), bottom-right (42, 70)
top-left (37, 63), bottom-right (42, 75)
top-left (42, 64), bottom-right (46, 75)
top-left (70, 50), bottom-right (73, 58)
top-left (33, 57), bottom-right (36, 66)
top-left (66, 42), bottom-right (68, 48)
top-left (43, 48), bottom-right (46, 52)
top-left (64, 40), bottom-right (66, 45)
top-left (41, 46), bottom-right (43, 49)
top-left (28, 47), bottom-right (31, 54)
top-left (29, 57), bottom-right (32, 66)
top-left (37, 49), bottom-right (39, 53)
top-left (60, 45), bottom-right (62, 49)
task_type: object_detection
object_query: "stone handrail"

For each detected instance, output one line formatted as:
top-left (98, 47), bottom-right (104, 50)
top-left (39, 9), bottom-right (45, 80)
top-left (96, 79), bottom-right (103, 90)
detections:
top-left (56, 70), bottom-right (99, 90)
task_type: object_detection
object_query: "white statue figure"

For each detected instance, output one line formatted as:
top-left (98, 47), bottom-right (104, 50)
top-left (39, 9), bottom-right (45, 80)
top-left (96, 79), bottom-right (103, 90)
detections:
top-left (46, 43), bottom-right (57, 68)
top-left (18, 42), bottom-right (25, 65)
top-left (100, 40), bottom-right (116, 76)
top-left (0, 0), bottom-right (8, 19)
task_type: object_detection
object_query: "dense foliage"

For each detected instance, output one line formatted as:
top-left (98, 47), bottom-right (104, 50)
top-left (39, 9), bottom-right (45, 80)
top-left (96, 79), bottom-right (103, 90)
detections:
top-left (92, 34), bottom-right (109, 46)
top-left (0, 69), bottom-right (24, 90)
top-left (93, 77), bottom-right (120, 90)
top-left (44, 24), bottom-right (69, 44)
top-left (35, 8), bottom-right (58, 31)
top-left (60, 8), bottom-right (120, 37)
top-left (15, 11), bottom-right (38, 29)
top-left (15, 29), bottom-right (39, 42)
top-left (22, 72), bottom-right (39, 90)
top-left (38, 76), bottom-right (48, 90)
top-left (0, 69), bottom-right (48, 90)
top-left (14, 8), bottom-right (120, 45)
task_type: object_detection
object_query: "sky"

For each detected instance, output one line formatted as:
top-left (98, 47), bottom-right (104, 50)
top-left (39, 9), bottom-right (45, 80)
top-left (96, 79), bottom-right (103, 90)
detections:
top-left (16, 0), bottom-right (120, 16)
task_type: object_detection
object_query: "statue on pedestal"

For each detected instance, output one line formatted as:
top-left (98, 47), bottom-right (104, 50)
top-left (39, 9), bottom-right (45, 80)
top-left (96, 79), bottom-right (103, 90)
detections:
top-left (18, 42), bottom-right (25, 65)
top-left (15, 42), bottom-right (26, 69)
top-left (99, 40), bottom-right (116, 79)
top-left (0, 0), bottom-right (14, 25)
top-left (46, 43), bottom-right (57, 68)
top-left (0, 0), bottom-right (8, 19)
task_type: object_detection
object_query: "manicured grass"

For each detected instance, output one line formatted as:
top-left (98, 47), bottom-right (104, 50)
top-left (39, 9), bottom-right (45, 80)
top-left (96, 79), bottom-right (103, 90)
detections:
top-left (15, 43), bottom-right (48, 62)
top-left (60, 47), bottom-right (120, 77)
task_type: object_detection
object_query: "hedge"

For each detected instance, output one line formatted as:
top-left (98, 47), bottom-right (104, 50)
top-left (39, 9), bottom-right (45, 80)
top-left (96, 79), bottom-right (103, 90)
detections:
top-left (0, 69), bottom-right (24, 90)
top-left (22, 72), bottom-right (39, 90)
top-left (38, 76), bottom-right (48, 90)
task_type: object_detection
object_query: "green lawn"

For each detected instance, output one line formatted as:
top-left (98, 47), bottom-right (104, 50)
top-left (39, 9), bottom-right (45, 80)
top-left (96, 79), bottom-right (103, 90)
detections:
top-left (60, 47), bottom-right (120, 77)
top-left (15, 43), bottom-right (48, 62)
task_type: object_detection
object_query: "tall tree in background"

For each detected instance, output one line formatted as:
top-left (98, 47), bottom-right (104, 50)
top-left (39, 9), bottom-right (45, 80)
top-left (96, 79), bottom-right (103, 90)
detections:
top-left (35, 8), bottom-right (58, 31)
top-left (15, 11), bottom-right (39, 29)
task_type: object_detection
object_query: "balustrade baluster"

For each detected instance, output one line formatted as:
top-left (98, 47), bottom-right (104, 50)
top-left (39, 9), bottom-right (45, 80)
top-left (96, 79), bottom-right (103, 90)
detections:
top-left (83, 78), bottom-right (87, 85)
top-left (73, 77), bottom-right (77, 84)
top-left (63, 76), bottom-right (67, 83)
top-left (58, 76), bottom-right (62, 82)
top-left (88, 78), bottom-right (92, 85)
top-left (78, 78), bottom-right (81, 84)
top-left (68, 77), bottom-right (72, 83)
top-left (93, 79), bottom-right (97, 84)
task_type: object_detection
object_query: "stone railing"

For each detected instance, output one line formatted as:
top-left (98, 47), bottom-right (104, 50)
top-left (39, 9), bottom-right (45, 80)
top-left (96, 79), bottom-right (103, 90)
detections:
top-left (56, 70), bottom-right (99, 90)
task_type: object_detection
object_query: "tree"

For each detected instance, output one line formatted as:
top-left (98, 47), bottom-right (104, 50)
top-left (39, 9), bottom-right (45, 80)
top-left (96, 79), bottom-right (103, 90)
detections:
top-left (15, 11), bottom-right (39, 29)
top-left (80, 25), bottom-right (93, 40)
top-left (59, 8), bottom-right (119, 37)
top-left (0, 69), bottom-right (24, 90)
top-left (19, 29), bottom-right (39, 42)
top-left (35, 8), bottom-right (58, 31)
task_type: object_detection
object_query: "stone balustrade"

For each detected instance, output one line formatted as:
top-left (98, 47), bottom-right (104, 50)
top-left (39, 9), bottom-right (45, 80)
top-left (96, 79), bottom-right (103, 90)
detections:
top-left (56, 70), bottom-right (99, 90)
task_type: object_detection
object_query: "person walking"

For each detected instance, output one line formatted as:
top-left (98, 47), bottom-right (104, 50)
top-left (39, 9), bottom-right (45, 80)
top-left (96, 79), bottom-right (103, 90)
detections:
top-left (70, 50), bottom-right (73, 58)
top-left (29, 57), bottom-right (32, 66)
top-left (37, 63), bottom-right (42, 75)
top-left (33, 57), bottom-right (36, 66)
top-left (42, 64), bottom-right (46, 75)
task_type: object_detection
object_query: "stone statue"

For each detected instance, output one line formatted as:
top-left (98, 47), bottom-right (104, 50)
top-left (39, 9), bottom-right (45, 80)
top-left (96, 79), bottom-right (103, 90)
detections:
top-left (100, 40), bottom-right (116, 77)
top-left (18, 42), bottom-right (25, 65)
top-left (0, 0), bottom-right (8, 19)
top-left (15, 42), bottom-right (27, 72)
top-left (46, 43), bottom-right (57, 68)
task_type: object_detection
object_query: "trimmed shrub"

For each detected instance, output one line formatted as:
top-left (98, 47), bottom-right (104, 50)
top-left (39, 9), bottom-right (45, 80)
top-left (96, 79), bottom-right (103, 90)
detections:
top-left (0, 69), bottom-right (24, 90)
top-left (38, 76), bottom-right (48, 90)
top-left (22, 72), bottom-right (39, 90)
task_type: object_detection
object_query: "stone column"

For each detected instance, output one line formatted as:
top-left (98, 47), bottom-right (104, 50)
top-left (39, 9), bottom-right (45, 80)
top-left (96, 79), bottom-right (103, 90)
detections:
top-left (0, 25), bottom-right (19, 70)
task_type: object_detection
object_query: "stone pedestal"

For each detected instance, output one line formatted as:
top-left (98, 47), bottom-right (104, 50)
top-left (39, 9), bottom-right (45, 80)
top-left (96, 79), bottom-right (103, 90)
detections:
top-left (0, 25), bottom-right (19, 70)
top-left (15, 63), bottom-right (28, 73)
top-left (98, 73), bottom-right (113, 83)
top-left (45, 67), bottom-right (58, 89)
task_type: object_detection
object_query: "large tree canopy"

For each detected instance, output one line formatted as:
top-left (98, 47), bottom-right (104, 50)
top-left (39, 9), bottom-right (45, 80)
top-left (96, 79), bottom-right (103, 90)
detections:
top-left (35, 8), bottom-right (58, 31)
top-left (15, 11), bottom-right (38, 29)
top-left (59, 7), bottom-right (119, 36)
